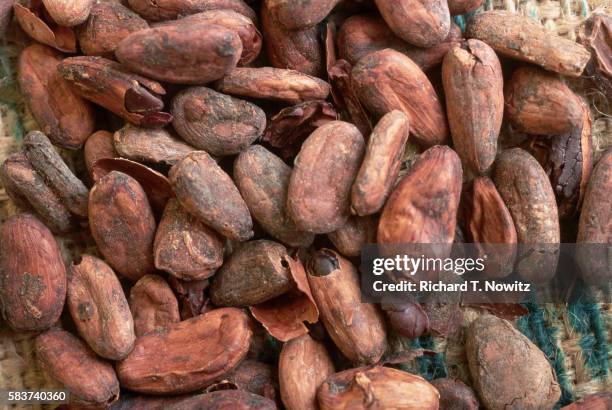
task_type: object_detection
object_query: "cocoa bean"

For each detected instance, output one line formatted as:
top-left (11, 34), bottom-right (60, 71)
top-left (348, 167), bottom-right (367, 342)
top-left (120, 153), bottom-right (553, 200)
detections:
top-left (352, 49), bottom-right (449, 147)
top-left (267, 0), bottom-right (341, 30)
top-left (13, 2), bottom-right (76, 53)
top-left (117, 308), bottom-right (252, 394)
top-left (42, 0), bottom-right (93, 26)
top-left (171, 87), bottom-right (266, 156)
top-left (154, 198), bottom-right (224, 280)
top-left (448, 0), bottom-right (484, 15)
top-left (168, 151), bottom-right (253, 241)
top-left (68, 255), bottom-right (135, 360)
top-left (129, 274), bottom-right (180, 337)
top-left (442, 40), bottom-right (504, 174)
top-left (84, 130), bottom-right (117, 178)
top-left (430, 378), bottom-right (479, 410)
top-left (127, 0), bottom-right (257, 23)
top-left (210, 240), bottom-right (294, 306)
top-left (328, 215), bottom-right (376, 257)
top-left (306, 249), bottom-right (387, 364)
top-left (89, 171), bottom-right (157, 281)
top-left (114, 125), bottom-right (195, 166)
top-left (382, 302), bottom-right (429, 339)
top-left (0, 213), bottom-right (66, 332)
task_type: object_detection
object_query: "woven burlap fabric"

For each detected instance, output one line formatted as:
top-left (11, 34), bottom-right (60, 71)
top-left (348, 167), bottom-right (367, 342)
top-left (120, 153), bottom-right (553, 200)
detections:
top-left (0, 1), bottom-right (610, 409)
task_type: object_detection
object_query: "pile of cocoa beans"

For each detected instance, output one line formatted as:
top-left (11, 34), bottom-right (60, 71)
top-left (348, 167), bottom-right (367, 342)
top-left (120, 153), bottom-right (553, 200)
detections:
top-left (0, 0), bottom-right (610, 409)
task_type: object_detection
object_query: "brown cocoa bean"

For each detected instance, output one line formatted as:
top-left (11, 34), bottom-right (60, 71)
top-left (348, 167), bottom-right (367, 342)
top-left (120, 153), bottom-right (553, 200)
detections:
top-left (89, 171), bottom-right (156, 281)
top-left (59, 56), bottom-right (172, 128)
top-left (378, 145), bottom-right (462, 245)
top-left (493, 148), bottom-right (560, 284)
top-left (351, 110), bottom-right (410, 216)
top-left (306, 249), bottom-right (387, 364)
top-left (287, 121), bottom-right (364, 233)
top-left (169, 151), bottom-right (253, 241)
top-left (374, 0), bottom-right (450, 47)
top-left (352, 49), bottom-right (449, 147)
top-left (328, 215), bottom-right (376, 257)
top-left (505, 66), bottom-right (583, 136)
top-left (42, 0), bottom-right (93, 26)
top-left (116, 23), bottom-right (242, 84)
top-left (114, 125), bottom-right (195, 166)
top-left (261, 0), bottom-right (322, 76)
top-left (466, 315), bottom-right (561, 410)
top-left (234, 145), bottom-right (315, 247)
top-left (466, 11), bottom-right (590, 77)
top-left (318, 366), bottom-right (439, 409)
top-left (430, 378), bottom-right (479, 410)
top-left (23, 131), bottom-right (89, 218)
top-left (18, 44), bottom-right (95, 149)
top-left (219, 359), bottom-right (278, 400)
top-left (279, 333), bottom-right (335, 410)
top-left (561, 393), bottom-right (612, 410)
top-left (210, 240), bottom-right (294, 306)
top-left (382, 302), bottom-right (429, 339)
top-left (84, 130), bottom-right (117, 178)
top-left (157, 9), bottom-right (262, 65)
top-left (13, 2), bottom-right (77, 53)
top-left (0, 213), bottom-right (66, 332)
top-left (129, 274), bottom-right (181, 337)
top-left (127, 0), bottom-right (257, 23)
top-left (267, 0), bottom-right (341, 30)
top-left (215, 67), bottom-right (331, 104)
top-left (448, 0), bottom-right (484, 15)
top-left (35, 328), bottom-right (119, 408)
top-left (0, 152), bottom-right (74, 234)
top-left (117, 308), bottom-right (252, 394)
top-left (442, 40), bottom-right (504, 174)
top-left (154, 198), bottom-right (224, 280)
top-left (77, 1), bottom-right (148, 57)
top-left (68, 255), bottom-right (135, 360)
top-left (463, 177), bottom-right (517, 278)
top-left (576, 149), bottom-right (611, 285)
top-left (171, 87), bottom-right (266, 156)
top-left (338, 14), bottom-right (463, 71)
top-left (186, 391), bottom-right (278, 410)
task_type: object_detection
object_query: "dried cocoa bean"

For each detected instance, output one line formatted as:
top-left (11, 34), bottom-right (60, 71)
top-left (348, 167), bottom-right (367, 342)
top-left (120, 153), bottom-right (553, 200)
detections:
top-left (279, 334), bottom-right (335, 410)
top-left (171, 87), bottom-right (266, 156)
top-left (561, 393), bottom-right (612, 410)
top-left (210, 240), bottom-right (294, 306)
top-left (505, 66), bottom-right (583, 136)
top-left (382, 302), bottom-right (429, 339)
top-left (378, 145), bottom-right (462, 245)
top-left (114, 125), bottom-right (195, 166)
top-left (84, 130), bottom-right (117, 178)
top-left (577, 149), bottom-right (611, 285)
top-left (13, 2), bottom-right (76, 53)
top-left (0, 213), bottom-right (66, 332)
top-left (374, 0), bottom-right (450, 47)
top-left (215, 67), bottom-right (331, 104)
top-left (352, 49), bottom-right (449, 147)
top-left (18, 44), bottom-right (95, 149)
top-left (42, 0), bottom-right (93, 26)
top-left (448, 0), bottom-right (484, 15)
top-left (68, 255), bottom-right (135, 360)
top-left (351, 110), bottom-right (410, 216)
top-left (234, 145), bottom-right (314, 247)
top-left (117, 308), bottom-right (252, 394)
top-left (466, 11), bottom-right (590, 77)
top-left (169, 151), bottom-right (253, 241)
top-left (116, 23), bottom-right (242, 84)
top-left (0, 152), bottom-right (74, 234)
top-left (89, 171), bottom-right (157, 281)
top-left (267, 0), bottom-right (341, 30)
top-left (127, 0), bottom-right (257, 23)
top-left (493, 148), bottom-right (560, 284)
top-left (466, 315), bottom-right (561, 410)
top-left (23, 131), bottom-right (89, 218)
top-left (430, 378), bottom-right (479, 410)
top-left (59, 56), bottom-right (171, 128)
top-left (77, 1), bottom-right (148, 57)
top-left (463, 177), bottom-right (517, 278)
top-left (261, 0), bottom-right (322, 76)
top-left (442, 40), bottom-right (503, 174)
top-left (306, 249), bottom-right (387, 364)
top-left (287, 121), bottom-right (364, 233)
top-left (318, 366), bottom-right (439, 409)
top-left (35, 328), bottom-right (119, 408)
top-left (218, 359), bottom-right (278, 400)
top-left (154, 198), bottom-right (224, 280)
top-left (129, 274), bottom-right (181, 337)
